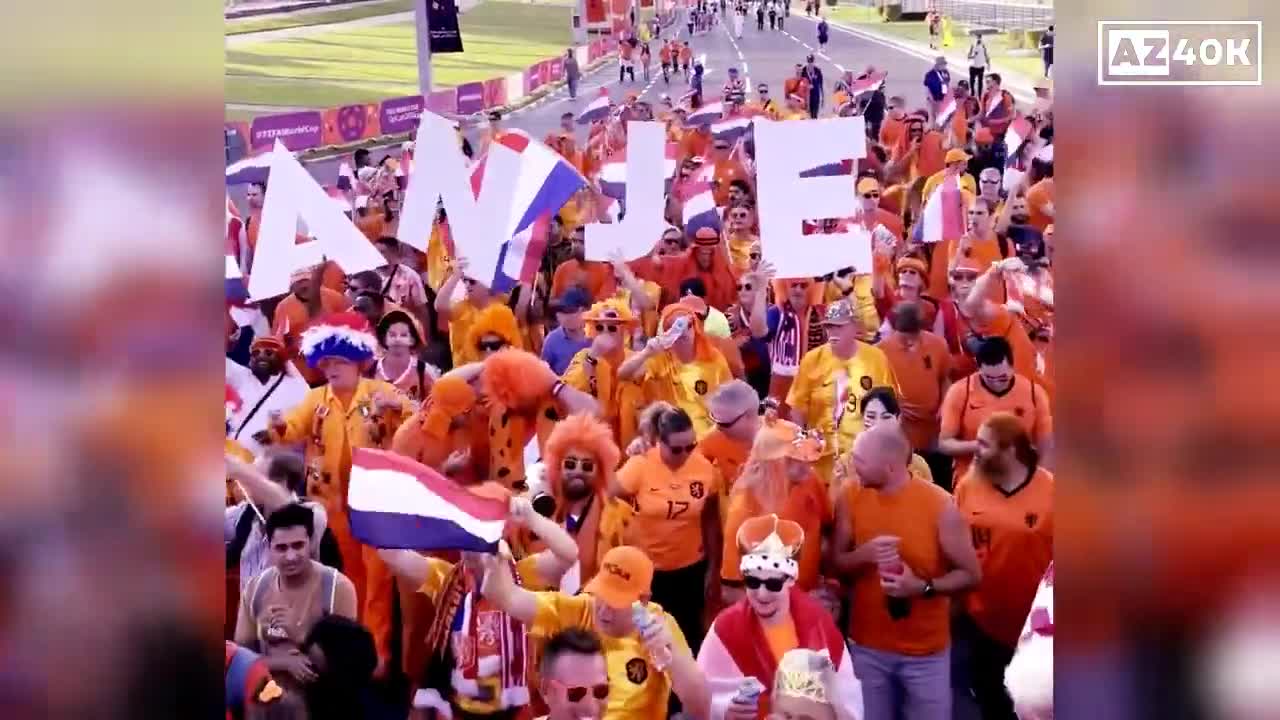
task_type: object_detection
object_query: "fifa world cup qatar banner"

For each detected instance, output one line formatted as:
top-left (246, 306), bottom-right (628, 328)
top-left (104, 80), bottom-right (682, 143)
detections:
top-left (380, 95), bottom-right (426, 135)
top-left (250, 111), bottom-right (324, 152)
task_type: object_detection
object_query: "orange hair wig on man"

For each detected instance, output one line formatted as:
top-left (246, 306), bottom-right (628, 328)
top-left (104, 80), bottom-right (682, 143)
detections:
top-left (542, 413), bottom-right (620, 517)
top-left (981, 411), bottom-right (1040, 469)
top-left (466, 303), bottom-right (523, 351)
top-left (480, 347), bottom-right (558, 412)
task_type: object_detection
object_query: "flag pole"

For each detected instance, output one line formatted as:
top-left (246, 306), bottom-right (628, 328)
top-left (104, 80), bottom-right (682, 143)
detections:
top-left (415, 0), bottom-right (434, 96)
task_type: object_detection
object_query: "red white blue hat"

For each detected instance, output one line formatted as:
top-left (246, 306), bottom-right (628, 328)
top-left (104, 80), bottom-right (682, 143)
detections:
top-left (299, 311), bottom-right (378, 368)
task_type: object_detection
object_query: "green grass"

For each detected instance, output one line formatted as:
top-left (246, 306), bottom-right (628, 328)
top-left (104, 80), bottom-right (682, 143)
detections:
top-left (226, 1), bottom-right (573, 112)
top-left (226, 0), bottom-right (413, 35)
top-left (825, 6), bottom-right (1044, 82)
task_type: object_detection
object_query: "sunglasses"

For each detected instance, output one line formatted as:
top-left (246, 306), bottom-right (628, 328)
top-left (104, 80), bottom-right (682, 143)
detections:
top-left (743, 575), bottom-right (787, 592)
top-left (462, 278), bottom-right (479, 286)
top-left (789, 281), bottom-right (811, 290)
top-left (562, 457), bottom-right (596, 473)
top-left (749, 252), bottom-right (761, 260)
top-left (477, 339), bottom-right (508, 352)
top-left (979, 178), bottom-right (1000, 184)
top-left (663, 441), bottom-right (697, 455)
top-left (594, 323), bottom-right (620, 333)
top-left (712, 409), bottom-right (748, 429)
top-left (736, 282), bottom-right (753, 292)
top-left (248, 347), bottom-right (277, 357)
top-left (554, 682), bottom-right (610, 702)
top-left (862, 192), bottom-right (881, 199)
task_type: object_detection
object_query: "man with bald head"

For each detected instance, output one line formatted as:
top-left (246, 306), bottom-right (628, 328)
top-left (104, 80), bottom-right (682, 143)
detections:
top-left (829, 423), bottom-right (981, 720)
top-left (699, 380), bottom-right (765, 492)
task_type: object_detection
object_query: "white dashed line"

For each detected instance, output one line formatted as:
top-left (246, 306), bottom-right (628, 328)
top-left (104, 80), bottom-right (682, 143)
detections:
top-left (741, 61), bottom-right (749, 73)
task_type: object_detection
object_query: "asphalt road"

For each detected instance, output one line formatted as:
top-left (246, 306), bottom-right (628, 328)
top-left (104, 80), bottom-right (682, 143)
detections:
top-left (237, 5), bottom-right (947, 194)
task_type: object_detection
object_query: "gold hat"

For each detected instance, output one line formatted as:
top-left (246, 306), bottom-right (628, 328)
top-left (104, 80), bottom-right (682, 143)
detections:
top-left (773, 648), bottom-right (836, 705)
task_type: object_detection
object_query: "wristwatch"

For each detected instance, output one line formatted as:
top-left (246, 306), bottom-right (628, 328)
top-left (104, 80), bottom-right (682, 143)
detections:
top-left (922, 580), bottom-right (936, 598)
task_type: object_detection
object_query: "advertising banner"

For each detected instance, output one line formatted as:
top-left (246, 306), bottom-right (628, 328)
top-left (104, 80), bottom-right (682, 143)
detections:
top-left (427, 0), bottom-right (465, 52)
top-left (482, 77), bottom-right (507, 109)
top-left (380, 95), bottom-right (426, 135)
top-left (455, 82), bottom-right (485, 114)
top-left (249, 111), bottom-right (324, 152)
top-left (323, 103), bottom-right (380, 145)
top-left (427, 88), bottom-right (457, 115)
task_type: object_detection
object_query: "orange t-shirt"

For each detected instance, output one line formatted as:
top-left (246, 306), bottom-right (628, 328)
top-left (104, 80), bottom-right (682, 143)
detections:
top-left (955, 466), bottom-right (1054, 648)
top-left (660, 44), bottom-right (673, 63)
top-left (879, 116), bottom-right (906, 150)
top-left (679, 45), bottom-right (692, 63)
top-left (697, 430), bottom-right (750, 493)
top-left (550, 260), bottom-right (618, 301)
top-left (617, 447), bottom-right (721, 571)
top-left (845, 476), bottom-right (953, 655)
top-left (939, 373), bottom-right (1052, 480)
top-left (721, 473), bottom-right (832, 591)
top-left (1025, 178), bottom-right (1055, 232)
top-left (878, 331), bottom-right (951, 451)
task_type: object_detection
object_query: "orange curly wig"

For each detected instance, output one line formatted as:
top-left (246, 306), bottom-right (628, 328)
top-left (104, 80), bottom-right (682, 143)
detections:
top-left (543, 413), bottom-right (620, 517)
top-left (480, 347), bottom-right (557, 411)
top-left (466, 303), bottom-right (523, 351)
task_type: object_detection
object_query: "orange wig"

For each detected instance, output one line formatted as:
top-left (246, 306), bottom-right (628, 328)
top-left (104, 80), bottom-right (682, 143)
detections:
top-left (466, 303), bottom-right (523, 352)
top-left (542, 413), bottom-right (621, 519)
top-left (480, 348), bottom-right (557, 412)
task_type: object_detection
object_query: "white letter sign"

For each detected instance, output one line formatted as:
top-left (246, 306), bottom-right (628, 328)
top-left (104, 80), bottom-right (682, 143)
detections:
top-left (753, 117), bottom-right (872, 278)
top-left (247, 140), bottom-right (386, 301)
top-left (583, 121), bottom-right (668, 262)
top-left (397, 111), bottom-right (521, 285)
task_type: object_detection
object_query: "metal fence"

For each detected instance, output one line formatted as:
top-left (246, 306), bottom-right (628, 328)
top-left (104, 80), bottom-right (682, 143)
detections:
top-left (933, 0), bottom-right (1052, 31)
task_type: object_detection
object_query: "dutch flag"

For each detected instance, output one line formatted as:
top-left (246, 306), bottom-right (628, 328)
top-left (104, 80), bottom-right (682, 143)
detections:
top-left (984, 89), bottom-right (1010, 121)
top-left (800, 158), bottom-right (855, 178)
top-left (490, 214), bottom-right (553, 293)
top-left (1004, 115), bottom-right (1034, 162)
top-left (935, 92), bottom-right (958, 128)
top-left (597, 143), bottom-right (680, 199)
top-left (687, 100), bottom-right (725, 127)
top-left (225, 153), bottom-right (273, 187)
top-left (577, 88), bottom-right (613, 125)
top-left (849, 70), bottom-right (887, 97)
top-left (348, 449), bottom-right (510, 552)
top-left (911, 174), bottom-right (965, 245)
top-left (711, 116), bottom-right (752, 145)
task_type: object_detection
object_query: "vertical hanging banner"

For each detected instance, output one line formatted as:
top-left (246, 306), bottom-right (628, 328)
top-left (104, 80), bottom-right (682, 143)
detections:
top-left (427, 0), bottom-right (464, 53)
top-left (585, 0), bottom-right (607, 26)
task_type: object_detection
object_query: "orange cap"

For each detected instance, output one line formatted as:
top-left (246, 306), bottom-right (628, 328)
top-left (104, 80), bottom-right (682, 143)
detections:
top-left (584, 546), bottom-right (654, 608)
top-left (855, 177), bottom-right (881, 194)
top-left (950, 251), bottom-right (985, 275)
top-left (944, 148), bottom-right (970, 164)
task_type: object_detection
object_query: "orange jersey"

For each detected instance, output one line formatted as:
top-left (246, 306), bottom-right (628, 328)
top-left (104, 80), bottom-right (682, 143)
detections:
top-left (939, 373), bottom-right (1052, 480)
top-left (955, 466), bottom-right (1054, 648)
top-left (878, 331), bottom-right (952, 451)
top-left (660, 44), bottom-right (673, 63)
top-left (617, 447), bottom-right (721, 571)
top-left (844, 476), bottom-right (954, 655)
top-left (679, 46), bottom-right (692, 63)
top-left (879, 115), bottom-right (906, 149)
top-left (1025, 178), bottom-right (1055, 232)
top-left (697, 429), bottom-right (750, 492)
top-left (722, 473), bottom-right (832, 590)
top-left (929, 232), bottom-right (1008, 300)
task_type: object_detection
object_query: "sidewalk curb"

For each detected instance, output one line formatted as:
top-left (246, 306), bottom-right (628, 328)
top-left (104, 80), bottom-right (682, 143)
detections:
top-left (792, 14), bottom-right (1036, 103)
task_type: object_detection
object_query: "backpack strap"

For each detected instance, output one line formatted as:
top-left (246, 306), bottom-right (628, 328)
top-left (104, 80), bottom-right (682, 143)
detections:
top-left (250, 567), bottom-right (277, 624)
top-left (320, 566), bottom-right (338, 616)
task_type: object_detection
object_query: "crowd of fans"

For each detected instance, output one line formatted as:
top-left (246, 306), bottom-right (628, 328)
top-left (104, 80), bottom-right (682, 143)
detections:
top-left (225, 34), bottom-right (1056, 720)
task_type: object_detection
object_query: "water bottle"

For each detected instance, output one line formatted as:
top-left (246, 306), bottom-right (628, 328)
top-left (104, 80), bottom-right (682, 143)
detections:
top-left (657, 315), bottom-right (691, 350)
top-left (631, 602), bottom-right (673, 671)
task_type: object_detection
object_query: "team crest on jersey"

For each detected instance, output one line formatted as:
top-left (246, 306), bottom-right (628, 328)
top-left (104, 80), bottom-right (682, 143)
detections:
top-left (1025, 513), bottom-right (1039, 528)
top-left (860, 375), bottom-right (873, 391)
top-left (1014, 406), bottom-right (1026, 417)
top-left (690, 481), bottom-right (705, 499)
top-left (694, 380), bottom-right (709, 395)
top-left (626, 657), bottom-right (649, 684)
